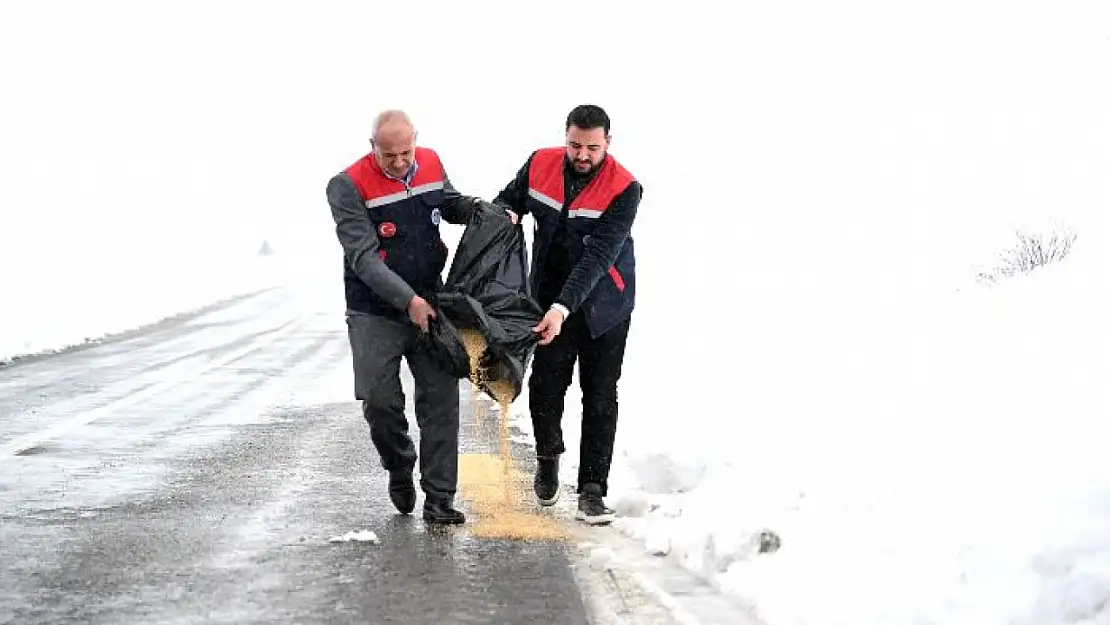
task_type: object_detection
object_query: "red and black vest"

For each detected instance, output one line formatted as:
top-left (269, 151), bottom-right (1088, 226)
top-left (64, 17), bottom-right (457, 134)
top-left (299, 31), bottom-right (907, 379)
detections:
top-left (342, 146), bottom-right (450, 316)
top-left (525, 147), bottom-right (638, 338)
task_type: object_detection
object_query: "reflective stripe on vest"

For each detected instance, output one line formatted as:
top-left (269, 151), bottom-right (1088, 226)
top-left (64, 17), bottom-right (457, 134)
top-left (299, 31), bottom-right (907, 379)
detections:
top-left (526, 147), bottom-right (634, 219)
top-left (364, 181), bottom-right (445, 208)
top-left (345, 147), bottom-right (446, 209)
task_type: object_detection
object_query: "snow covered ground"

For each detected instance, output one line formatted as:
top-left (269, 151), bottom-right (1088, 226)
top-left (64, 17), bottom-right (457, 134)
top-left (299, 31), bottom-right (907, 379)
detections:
top-left (537, 242), bottom-right (1110, 625)
top-left (4, 1), bottom-right (1110, 624)
top-left (0, 253), bottom-right (279, 363)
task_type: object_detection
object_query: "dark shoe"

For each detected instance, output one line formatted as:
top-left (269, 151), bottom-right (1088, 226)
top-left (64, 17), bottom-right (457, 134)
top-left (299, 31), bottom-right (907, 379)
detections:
top-left (534, 455), bottom-right (560, 506)
top-left (423, 499), bottom-right (466, 525)
top-left (575, 482), bottom-right (615, 526)
top-left (388, 469), bottom-right (416, 514)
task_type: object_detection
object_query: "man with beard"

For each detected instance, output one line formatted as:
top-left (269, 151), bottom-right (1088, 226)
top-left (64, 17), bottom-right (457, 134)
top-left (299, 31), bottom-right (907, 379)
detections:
top-left (494, 104), bottom-right (642, 525)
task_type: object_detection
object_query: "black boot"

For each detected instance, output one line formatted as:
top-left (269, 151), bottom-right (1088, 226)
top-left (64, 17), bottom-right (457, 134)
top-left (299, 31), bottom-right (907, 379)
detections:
top-left (576, 482), bottom-right (615, 525)
top-left (388, 468), bottom-right (416, 514)
top-left (534, 455), bottom-right (560, 506)
top-left (423, 498), bottom-right (466, 525)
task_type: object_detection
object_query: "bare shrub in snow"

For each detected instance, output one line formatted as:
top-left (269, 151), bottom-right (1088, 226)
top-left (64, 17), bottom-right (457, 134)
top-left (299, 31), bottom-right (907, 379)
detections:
top-left (977, 227), bottom-right (1077, 285)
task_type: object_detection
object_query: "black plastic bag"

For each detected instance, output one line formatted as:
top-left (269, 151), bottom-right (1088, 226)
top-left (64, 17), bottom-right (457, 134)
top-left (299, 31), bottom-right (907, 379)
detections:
top-left (424, 203), bottom-right (544, 402)
top-left (422, 312), bottom-right (470, 380)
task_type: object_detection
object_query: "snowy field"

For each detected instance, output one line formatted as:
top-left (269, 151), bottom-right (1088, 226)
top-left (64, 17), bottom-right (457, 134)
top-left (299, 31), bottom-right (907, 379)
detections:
top-left (0, 252), bottom-right (278, 363)
top-left (4, 1), bottom-right (1109, 624)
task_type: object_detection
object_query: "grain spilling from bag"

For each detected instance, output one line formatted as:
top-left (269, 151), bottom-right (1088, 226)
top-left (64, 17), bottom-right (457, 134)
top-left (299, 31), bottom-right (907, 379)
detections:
top-left (459, 328), bottom-right (514, 462)
top-left (458, 329), bottom-right (515, 409)
top-left (457, 329), bottom-right (564, 540)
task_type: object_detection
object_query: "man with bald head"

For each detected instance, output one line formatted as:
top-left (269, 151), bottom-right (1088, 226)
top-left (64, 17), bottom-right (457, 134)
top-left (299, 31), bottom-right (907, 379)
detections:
top-left (327, 110), bottom-right (487, 525)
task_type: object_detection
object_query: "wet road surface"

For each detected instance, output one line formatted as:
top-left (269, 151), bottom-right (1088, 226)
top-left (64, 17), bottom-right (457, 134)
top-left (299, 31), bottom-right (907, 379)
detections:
top-left (0, 287), bottom-right (701, 625)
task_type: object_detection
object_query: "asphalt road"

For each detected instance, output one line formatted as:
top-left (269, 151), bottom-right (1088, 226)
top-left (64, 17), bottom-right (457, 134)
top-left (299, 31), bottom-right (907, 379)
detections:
top-left (0, 287), bottom-right (700, 625)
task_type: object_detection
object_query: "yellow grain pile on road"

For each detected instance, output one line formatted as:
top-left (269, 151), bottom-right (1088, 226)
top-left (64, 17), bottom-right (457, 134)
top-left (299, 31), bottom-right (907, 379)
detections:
top-left (456, 328), bottom-right (564, 540)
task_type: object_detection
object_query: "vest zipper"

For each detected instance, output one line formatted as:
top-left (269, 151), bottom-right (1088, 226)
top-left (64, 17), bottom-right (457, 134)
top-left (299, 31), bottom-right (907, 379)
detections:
top-left (403, 180), bottom-right (426, 290)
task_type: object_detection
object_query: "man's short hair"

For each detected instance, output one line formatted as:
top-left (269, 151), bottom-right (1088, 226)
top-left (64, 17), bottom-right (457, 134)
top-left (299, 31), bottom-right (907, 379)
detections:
top-left (371, 109), bottom-right (414, 143)
top-left (566, 104), bottom-right (610, 136)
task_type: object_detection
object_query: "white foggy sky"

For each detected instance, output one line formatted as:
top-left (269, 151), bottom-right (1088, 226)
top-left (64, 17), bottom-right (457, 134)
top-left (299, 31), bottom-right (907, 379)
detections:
top-left (1, 0), bottom-right (1107, 305)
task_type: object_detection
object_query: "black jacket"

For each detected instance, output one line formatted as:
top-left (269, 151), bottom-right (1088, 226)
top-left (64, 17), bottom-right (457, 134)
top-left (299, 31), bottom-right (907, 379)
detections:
top-left (494, 151), bottom-right (642, 337)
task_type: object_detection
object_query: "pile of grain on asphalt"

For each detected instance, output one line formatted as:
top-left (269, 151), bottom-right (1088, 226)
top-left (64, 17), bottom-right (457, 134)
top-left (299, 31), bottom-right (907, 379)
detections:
top-left (457, 454), bottom-right (566, 540)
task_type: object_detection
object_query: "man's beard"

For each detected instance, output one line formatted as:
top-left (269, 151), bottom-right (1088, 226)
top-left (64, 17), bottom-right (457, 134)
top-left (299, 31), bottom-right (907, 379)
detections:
top-left (571, 159), bottom-right (599, 175)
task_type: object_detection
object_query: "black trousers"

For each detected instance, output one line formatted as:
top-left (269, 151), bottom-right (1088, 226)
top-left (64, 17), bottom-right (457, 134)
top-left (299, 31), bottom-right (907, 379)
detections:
top-left (346, 310), bottom-right (460, 502)
top-left (528, 312), bottom-right (631, 496)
